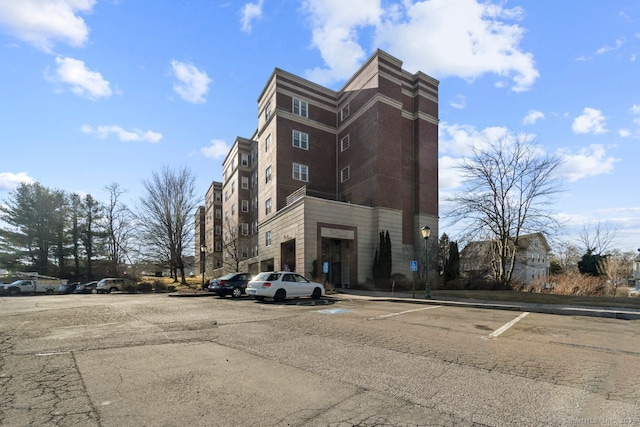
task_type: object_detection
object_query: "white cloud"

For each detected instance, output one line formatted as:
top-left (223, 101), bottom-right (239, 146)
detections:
top-left (619, 129), bottom-right (631, 138)
top-left (439, 122), bottom-right (509, 157)
top-left (171, 60), bottom-right (212, 104)
top-left (438, 156), bottom-right (466, 190)
top-left (0, 172), bottom-right (35, 191)
top-left (596, 36), bottom-right (626, 55)
top-left (631, 104), bottom-right (640, 125)
top-left (240, 0), bottom-right (264, 33)
top-left (302, 0), bottom-right (383, 85)
top-left (0, 0), bottom-right (95, 53)
top-left (449, 94), bottom-right (466, 110)
top-left (201, 139), bottom-right (230, 158)
top-left (523, 109), bottom-right (544, 125)
top-left (572, 107), bottom-right (607, 134)
top-left (81, 125), bottom-right (162, 143)
top-left (301, 0), bottom-right (539, 90)
top-left (556, 144), bottom-right (618, 182)
top-left (47, 56), bottom-right (112, 99)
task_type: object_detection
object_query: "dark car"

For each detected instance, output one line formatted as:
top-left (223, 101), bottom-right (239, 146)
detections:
top-left (58, 282), bottom-right (79, 294)
top-left (207, 273), bottom-right (251, 298)
top-left (73, 281), bottom-right (98, 294)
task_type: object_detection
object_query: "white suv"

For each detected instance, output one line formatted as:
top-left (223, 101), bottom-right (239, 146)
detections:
top-left (96, 278), bottom-right (126, 294)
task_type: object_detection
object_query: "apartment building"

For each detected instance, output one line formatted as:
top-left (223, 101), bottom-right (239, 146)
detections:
top-left (201, 49), bottom-right (439, 287)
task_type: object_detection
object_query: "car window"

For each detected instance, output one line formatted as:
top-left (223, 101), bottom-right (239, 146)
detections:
top-left (267, 273), bottom-right (281, 281)
top-left (293, 274), bottom-right (309, 283)
top-left (283, 274), bottom-right (294, 282)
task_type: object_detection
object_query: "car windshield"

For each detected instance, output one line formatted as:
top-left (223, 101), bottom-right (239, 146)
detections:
top-left (218, 273), bottom-right (236, 280)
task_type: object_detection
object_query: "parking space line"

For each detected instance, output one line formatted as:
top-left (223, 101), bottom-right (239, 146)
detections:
top-left (368, 305), bottom-right (441, 320)
top-left (485, 312), bottom-right (530, 339)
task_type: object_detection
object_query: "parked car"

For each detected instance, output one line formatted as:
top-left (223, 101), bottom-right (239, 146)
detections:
top-left (96, 278), bottom-right (127, 294)
top-left (207, 272), bottom-right (251, 298)
top-left (246, 272), bottom-right (325, 302)
top-left (58, 282), bottom-right (79, 294)
top-left (73, 281), bottom-right (97, 294)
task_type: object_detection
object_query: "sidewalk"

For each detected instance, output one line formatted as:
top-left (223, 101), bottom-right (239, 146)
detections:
top-left (334, 288), bottom-right (640, 320)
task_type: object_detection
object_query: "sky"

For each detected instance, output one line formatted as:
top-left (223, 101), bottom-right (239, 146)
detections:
top-left (0, 0), bottom-right (639, 254)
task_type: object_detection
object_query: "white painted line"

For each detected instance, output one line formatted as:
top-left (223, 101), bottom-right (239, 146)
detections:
top-left (35, 351), bottom-right (73, 356)
top-left (486, 312), bottom-right (530, 339)
top-left (368, 305), bottom-right (441, 320)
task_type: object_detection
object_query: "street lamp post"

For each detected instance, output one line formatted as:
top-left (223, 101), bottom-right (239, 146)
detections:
top-left (421, 226), bottom-right (431, 299)
top-left (200, 244), bottom-right (207, 288)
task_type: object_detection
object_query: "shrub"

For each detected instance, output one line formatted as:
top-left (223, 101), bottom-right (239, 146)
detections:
top-left (153, 280), bottom-right (167, 292)
top-left (522, 272), bottom-right (605, 296)
top-left (122, 281), bottom-right (138, 293)
top-left (137, 282), bottom-right (153, 293)
top-left (167, 285), bottom-right (176, 292)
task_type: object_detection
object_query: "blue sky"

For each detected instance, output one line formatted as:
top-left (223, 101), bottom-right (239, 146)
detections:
top-left (0, 0), bottom-right (638, 253)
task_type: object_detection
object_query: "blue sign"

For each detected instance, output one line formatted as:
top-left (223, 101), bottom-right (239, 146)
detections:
top-left (323, 262), bottom-right (329, 274)
top-left (410, 260), bottom-right (418, 271)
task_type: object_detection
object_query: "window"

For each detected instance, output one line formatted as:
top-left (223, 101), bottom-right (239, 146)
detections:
top-left (265, 230), bottom-right (272, 246)
top-left (292, 130), bottom-right (308, 150)
top-left (224, 211), bottom-right (228, 221)
top-left (224, 191), bottom-right (228, 201)
top-left (341, 166), bottom-right (350, 182)
top-left (215, 209), bottom-right (221, 219)
top-left (340, 134), bottom-right (350, 151)
top-left (241, 223), bottom-right (249, 236)
top-left (264, 101), bottom-right (272, 121)
top-left (341, 103), bottom-right (350, 120)
top-left (215, 240), bottom-right (222, 251)
top-left (231, 181), bottom-right (235, 194)
top-left (215, 225), bottom-right (221, 235)
top-left (293, 163), bottom-right (309, 182)
top-left (265, 134), bottom-right (271, 152)
top-left (242, 199), bottom-right (249, 212)
top-left (241, 176), bottom-right (249, 189)
top-left (252, 221), bottom-right (258, 234)
top-left (231, 204), bottom-right (235, 215)
top-left (292, 98), bottom-right (308, 117)
top-left (265, 166), bottom-right (272, 183)
top-left (215, 192), bottom-right (222, 202)
top-left (241, 153), bottom-right (249, 166)
top-left (265, 198), bottom-right (272, 215)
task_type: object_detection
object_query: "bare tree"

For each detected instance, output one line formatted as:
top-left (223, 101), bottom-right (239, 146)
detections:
top-left (103, 183), bottom-right (135, 277)
top-left (578, 221), bottom-right (620, 255)
top-left (599, 249), bottom-right (634, 295)
top-left (221, 219), bottom-right (252, 273)
top-left (447, 132), bottom-right (564, 286)
top-left (551, 239), bottom-right (581, 273)
top-left (138, 166), bottom-right (199, 284)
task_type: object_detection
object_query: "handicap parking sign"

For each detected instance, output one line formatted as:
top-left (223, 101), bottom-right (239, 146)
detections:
top-left (410, 260), bottom-right (418, 271)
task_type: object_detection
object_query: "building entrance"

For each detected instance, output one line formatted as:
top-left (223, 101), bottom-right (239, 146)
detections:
top-left (280, 240), bottom-right (295, 272)
top-left (321, 238), bottom-right (349, 288)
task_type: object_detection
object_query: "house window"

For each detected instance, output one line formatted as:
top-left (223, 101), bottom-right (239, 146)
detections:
top-left (242, 199), bottom-right (249, 212)
top-left (292, 163), bottom-right (309, 182)
top-left (215, 209), bottom-right (221, 219)
top-left (341, 103), bottom-right (350, 121)
top-left (265, 166), bottom-right (272, 183)
top-left (241, 153), bottom-right (249, 166)
top-left (241, 223), bottom-right (249, 236)
top-left (292, 130), bottom-right (308, 150)
top-left (265, 134), bottom-right (271, 152)
top-left (215, 192), bottom-right (222, 202)
top-left (341, 166), bottom-right (350, 182)
top-left (215, 225), bottom-right (221, 235)
top-left (224, 191), bottom-right (228, 201)
top-left (241, 176), bottom-right (249, 189)
top-left (265, 231), bottom-right (272, 246)
top-left (231, 181), bottom-right (235, 194)
top-left (341, 134), bottom-right (350, 151)
top-left (231, 204), bottom-right (235, 215)
top-left (264, 101), bottom-right (272, 121)
top-left (265, 198), bottom-right (272, 215)
top-left (252, 221), bottom-right (258, 234)
top-left (215, 240), bottom-right (221, 251)
top-left (292, 98), bottom-right (308, 117)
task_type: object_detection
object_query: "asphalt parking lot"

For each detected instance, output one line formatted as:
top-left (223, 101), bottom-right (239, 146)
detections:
top-left (1, 292), bottom-right (639, 426)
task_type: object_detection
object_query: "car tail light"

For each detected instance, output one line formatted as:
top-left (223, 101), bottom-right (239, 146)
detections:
top-left (263, 282), bottom-right (271, 288)
top-left (219, 280), bottom-right (227, 285)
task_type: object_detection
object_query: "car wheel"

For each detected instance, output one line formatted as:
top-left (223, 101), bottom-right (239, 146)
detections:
top-left (46, 289), bottom-right (54, 295)
top-left (232, 288), bottom-right (242, 298)
top-left (8, 288), bottom-right (19, 296)
top-left (311, 287), bottom-right (322, 299)
top-left (274, 289), bottom-right (286, 303)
